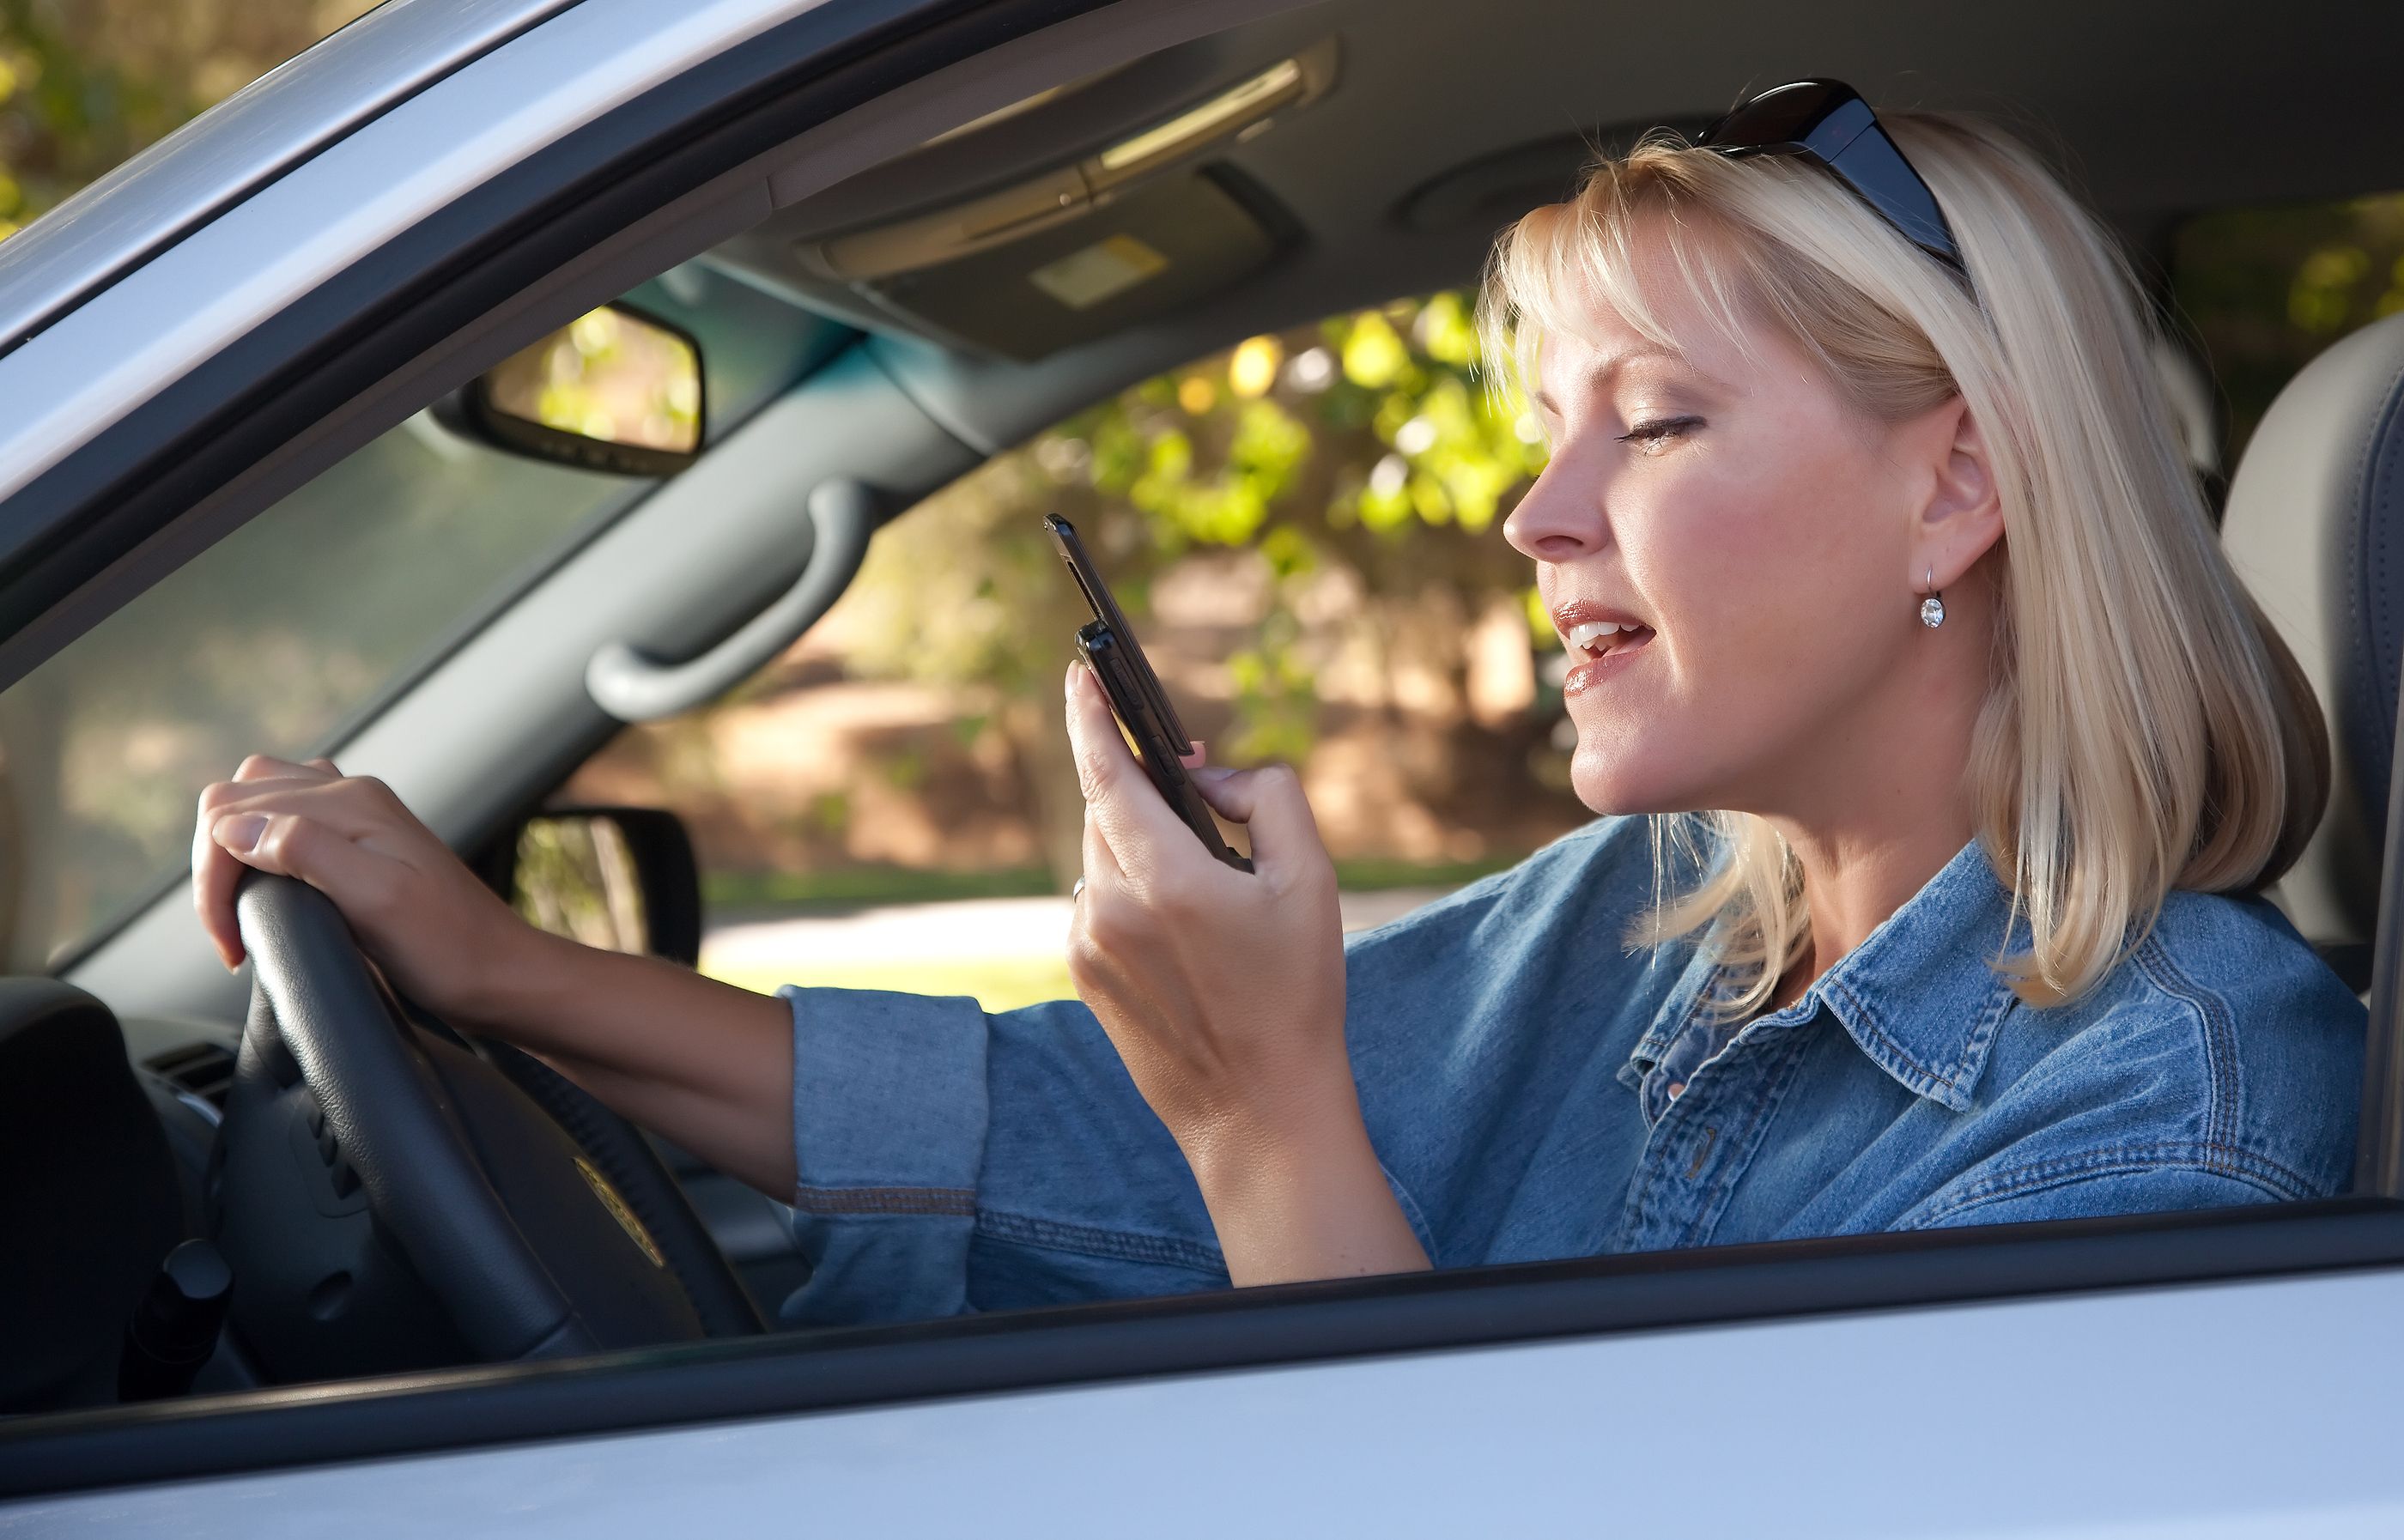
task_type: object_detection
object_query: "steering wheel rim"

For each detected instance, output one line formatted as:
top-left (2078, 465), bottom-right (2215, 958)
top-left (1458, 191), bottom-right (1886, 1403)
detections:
top-left (234, 870), bottom-right (760, 1361)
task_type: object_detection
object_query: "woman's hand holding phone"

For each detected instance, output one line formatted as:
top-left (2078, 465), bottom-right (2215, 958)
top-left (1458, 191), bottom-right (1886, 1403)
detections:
top-left (1060, 660), bottom-right (1430, 1286)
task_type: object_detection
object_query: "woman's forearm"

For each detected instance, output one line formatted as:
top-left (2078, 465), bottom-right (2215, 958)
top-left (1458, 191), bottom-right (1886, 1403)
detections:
top-left (463, 927), bottom-right (797, 1200)
top-left (1181, 1096), bottom-right (1432, 1287)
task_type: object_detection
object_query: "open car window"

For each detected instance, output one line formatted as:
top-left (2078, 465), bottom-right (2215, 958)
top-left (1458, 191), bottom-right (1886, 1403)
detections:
top-left (0, 266), bottom-right (847, 974)
top-left (560, 289), bottom-right (1565, 1016)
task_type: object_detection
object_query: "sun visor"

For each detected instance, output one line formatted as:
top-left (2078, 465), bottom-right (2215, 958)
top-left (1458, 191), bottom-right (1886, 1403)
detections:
top-left (838, 172), bottom-right (1278, 361)
top-left (781, 44), bottom-right (1331, 361)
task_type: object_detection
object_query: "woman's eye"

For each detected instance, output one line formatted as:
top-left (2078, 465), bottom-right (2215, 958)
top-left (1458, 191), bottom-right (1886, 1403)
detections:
top-left (1617, 415), bottom-right (1701, 452)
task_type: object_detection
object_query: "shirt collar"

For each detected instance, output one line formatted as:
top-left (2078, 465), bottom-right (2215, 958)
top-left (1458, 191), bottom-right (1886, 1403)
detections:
top-left (1622, 839), bottom-right (2024, 1113)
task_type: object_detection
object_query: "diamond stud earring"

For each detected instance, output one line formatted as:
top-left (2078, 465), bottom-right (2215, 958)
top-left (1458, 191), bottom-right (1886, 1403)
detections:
top-left (1919, 567), bottom-right (1946, 628)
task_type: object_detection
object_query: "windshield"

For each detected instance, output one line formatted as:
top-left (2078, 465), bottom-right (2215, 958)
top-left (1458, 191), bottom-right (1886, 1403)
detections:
top-left (0, 262), bottom-right (847, 971)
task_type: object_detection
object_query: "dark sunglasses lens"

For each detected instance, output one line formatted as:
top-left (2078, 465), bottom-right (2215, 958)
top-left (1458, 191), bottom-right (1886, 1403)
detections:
top-left (1701, 80), bottom-right (1851, 149)
top-left (1823, 128), bottom-right (1959, 264)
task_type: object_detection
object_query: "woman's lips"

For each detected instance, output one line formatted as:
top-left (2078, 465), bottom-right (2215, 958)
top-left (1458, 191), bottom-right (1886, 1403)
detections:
top-left (1563, 626), bottom-right (1654, 695)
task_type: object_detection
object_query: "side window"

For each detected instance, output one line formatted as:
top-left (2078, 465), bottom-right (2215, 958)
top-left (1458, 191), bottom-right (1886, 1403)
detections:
top-left (0, 268), bottom-right (839, 973)
top-left (558, 294), bottom-right (1587, 1009)
top-left (2172, 190), bottom-right (2404, 470)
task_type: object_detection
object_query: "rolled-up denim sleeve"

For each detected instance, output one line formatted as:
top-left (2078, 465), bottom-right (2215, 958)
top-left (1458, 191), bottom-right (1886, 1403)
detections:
top-left (779, 985), bottom-right (1226, 1326)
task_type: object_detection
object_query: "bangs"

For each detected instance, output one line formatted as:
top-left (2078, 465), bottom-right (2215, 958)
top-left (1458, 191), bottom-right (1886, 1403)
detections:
top-left (1474, 140), bottom-right (1958, 432)
top-left (1476, 143), bottom-right (1784, 415)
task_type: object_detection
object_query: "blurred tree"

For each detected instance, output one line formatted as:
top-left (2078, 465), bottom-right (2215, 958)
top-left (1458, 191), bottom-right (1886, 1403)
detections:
top-left (0, 0), bottom-right (354, 238)
top-left (838, 291), bottom-right (1560, 881)
top-left (2173, 191), bottom-right (2404, 468)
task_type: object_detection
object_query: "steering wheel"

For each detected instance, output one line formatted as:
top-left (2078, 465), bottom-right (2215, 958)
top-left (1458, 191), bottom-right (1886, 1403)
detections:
top-left (218, 871), bottom-right (762, 1373)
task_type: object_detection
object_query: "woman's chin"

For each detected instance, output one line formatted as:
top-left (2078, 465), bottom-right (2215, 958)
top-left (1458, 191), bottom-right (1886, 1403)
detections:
top-left (1569, 749), bottom-right (1676, 816)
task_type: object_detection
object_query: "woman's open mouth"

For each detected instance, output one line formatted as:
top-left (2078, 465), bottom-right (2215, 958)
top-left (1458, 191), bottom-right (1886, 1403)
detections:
top-left (1560, 616), bottom-right (1654, 694)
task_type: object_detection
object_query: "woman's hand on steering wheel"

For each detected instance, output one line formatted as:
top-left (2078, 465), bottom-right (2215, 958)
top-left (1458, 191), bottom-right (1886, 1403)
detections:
top-left (192, 755), bottom-right (532, 1022)
top-left (1060, 662), bottom-right (1430, 1285)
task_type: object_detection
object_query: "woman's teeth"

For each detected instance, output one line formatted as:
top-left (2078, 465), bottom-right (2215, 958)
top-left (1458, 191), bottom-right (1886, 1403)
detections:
top-left (1566, 620), bottom-right (1644, 657)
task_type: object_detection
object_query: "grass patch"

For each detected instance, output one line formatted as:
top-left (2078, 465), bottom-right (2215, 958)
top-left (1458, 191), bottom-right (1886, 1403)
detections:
top-left (704, 865), bottom-right (1057, 913)
top-left (702, 853), bottom-right (1527, 916)
top-left (702, 953), bottom-right (1078, 1014)
top-left (1331, 854), bottom-right (1523, 891)
top-left (697, 855), bottom-right (1527, 1012)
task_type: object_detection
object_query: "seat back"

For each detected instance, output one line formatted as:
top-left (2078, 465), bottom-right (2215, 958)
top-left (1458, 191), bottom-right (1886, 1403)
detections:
top-left (2220, 309), bottom-right (2404, 971)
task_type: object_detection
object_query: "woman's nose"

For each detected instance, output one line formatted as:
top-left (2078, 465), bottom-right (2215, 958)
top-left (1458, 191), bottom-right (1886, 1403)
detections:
top-left (1502, 462), bottom-right (1606, 562)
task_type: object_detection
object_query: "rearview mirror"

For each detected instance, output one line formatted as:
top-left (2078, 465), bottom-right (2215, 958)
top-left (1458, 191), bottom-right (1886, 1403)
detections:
top-left (437, 302), bottom-right (705, 476)
top-left (495, 807), bottom-right (703, 968)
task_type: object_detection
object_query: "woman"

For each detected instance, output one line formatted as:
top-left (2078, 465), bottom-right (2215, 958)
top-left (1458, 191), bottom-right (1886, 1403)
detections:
top-left (191, 83), bottom-right (2363, 1321)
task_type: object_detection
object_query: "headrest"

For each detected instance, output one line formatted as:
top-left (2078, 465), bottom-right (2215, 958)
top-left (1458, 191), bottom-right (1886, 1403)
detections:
top-left (2221, 308), bottom-right (2404, 961)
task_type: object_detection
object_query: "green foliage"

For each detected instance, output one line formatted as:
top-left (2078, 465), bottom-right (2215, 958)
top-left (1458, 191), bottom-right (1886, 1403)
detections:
top-left (845, 291), bottom-right (1552, 774)
top-left (512, 815), bottom-right (646, 955)
top-left (0, 0), bottom-right (349, 238)
top-left (2173, 191), bottom-right (2404, 464)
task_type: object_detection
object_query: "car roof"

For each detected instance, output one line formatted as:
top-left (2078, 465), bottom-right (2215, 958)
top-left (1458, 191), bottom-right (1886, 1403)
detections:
top-left (0, 0), bottom-right (578, 363)
top-left (7, 0), bottom-right (2398, 377)
top-left (717, 0), bottom-right (2404, 377)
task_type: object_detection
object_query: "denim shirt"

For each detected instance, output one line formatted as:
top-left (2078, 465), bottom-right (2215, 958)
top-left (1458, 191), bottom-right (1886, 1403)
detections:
top-left (778, 817), bottom-right (2363, 1325)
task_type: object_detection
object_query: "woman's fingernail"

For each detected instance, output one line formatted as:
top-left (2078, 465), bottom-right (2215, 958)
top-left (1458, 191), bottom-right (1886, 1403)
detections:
top-left (215, 813), bottom-right (267, 853)
top-left (1192, 765), bottom-right (1236, 783)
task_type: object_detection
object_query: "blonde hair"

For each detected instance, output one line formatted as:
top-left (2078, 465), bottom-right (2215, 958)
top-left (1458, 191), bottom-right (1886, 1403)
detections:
top-left (1478, 113), bottom-right (2328, 1011)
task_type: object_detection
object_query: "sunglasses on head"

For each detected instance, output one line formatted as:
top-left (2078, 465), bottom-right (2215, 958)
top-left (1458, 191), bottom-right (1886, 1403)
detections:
top-left (1697, 79), bottom-right (1969, 284)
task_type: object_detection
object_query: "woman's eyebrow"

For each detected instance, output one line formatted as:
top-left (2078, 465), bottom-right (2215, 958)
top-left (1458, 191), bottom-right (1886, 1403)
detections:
top-left (1592, 345), bottom-right (1697, 385)
top-left (1535, 345), bottom-right (1706, 415)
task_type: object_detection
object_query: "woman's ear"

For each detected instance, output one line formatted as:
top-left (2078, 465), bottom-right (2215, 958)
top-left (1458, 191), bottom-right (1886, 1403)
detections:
top-left (1911, 395), bottom-right (2004, 591)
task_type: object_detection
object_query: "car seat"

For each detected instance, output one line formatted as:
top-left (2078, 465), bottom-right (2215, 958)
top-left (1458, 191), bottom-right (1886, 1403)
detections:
top-left (2220, 307), bottom-right (2404, 990)
top-left (2222, 306), bottom-right (2404, 1195)
top-left (0, 980), bottom-right (183, 1411)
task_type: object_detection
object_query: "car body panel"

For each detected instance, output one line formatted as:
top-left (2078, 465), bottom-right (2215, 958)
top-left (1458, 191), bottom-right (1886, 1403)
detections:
top-left (0, 0), bottom-right (585, 363)
top-left (0, 0), bottom-right (829, 511)
top-left (6, 1267), bottom-right (2401, 1535)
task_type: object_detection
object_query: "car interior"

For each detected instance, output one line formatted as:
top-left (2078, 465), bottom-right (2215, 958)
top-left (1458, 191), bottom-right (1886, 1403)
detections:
top-left (3, 0), bottom-right (2403, 1434)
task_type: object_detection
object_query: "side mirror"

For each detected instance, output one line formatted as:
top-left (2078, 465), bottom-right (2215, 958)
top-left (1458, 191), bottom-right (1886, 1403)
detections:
top-left (495, 807), bottom-right (703, 968)
top-left (436, 302), bottom-right (705, 476)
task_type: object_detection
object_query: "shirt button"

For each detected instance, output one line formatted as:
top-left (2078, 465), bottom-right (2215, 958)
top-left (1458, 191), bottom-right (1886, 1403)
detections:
top-left (1666, 1082), bottom-right (1685, 1100)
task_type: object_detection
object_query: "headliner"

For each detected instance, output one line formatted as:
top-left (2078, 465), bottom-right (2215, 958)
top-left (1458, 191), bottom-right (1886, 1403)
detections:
top-left (719, 0), bottom-right (2404, 444)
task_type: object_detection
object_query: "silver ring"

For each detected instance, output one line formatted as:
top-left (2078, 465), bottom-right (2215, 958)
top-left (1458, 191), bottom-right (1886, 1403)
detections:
top-left (1071, 876), bottom-right (1086, 900)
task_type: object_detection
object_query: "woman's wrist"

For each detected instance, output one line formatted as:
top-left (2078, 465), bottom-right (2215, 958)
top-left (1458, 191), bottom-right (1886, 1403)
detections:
top-left (1176, 1082), bottom-right (1432, 1287)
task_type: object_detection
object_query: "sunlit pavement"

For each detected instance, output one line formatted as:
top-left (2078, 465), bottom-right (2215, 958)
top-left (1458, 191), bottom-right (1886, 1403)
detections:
top-left (701, 888), bottom-right (1454, 1012)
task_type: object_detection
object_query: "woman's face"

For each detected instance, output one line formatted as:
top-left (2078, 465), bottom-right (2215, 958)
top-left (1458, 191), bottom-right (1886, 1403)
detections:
top-left (1503, 255), bottom-right (1968, 821)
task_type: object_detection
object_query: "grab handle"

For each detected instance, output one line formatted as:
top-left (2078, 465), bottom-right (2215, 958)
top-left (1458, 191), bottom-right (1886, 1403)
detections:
top-left (583, 477), bottom-right (877, 723)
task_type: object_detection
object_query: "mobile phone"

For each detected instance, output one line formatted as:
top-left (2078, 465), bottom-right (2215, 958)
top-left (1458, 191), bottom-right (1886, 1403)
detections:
top-left (1044, 513), bottom-right (1253, 873)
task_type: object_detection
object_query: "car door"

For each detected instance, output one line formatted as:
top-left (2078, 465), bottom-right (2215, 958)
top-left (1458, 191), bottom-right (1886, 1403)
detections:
top-left (3, 0), bottom-right (2404, 1532)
